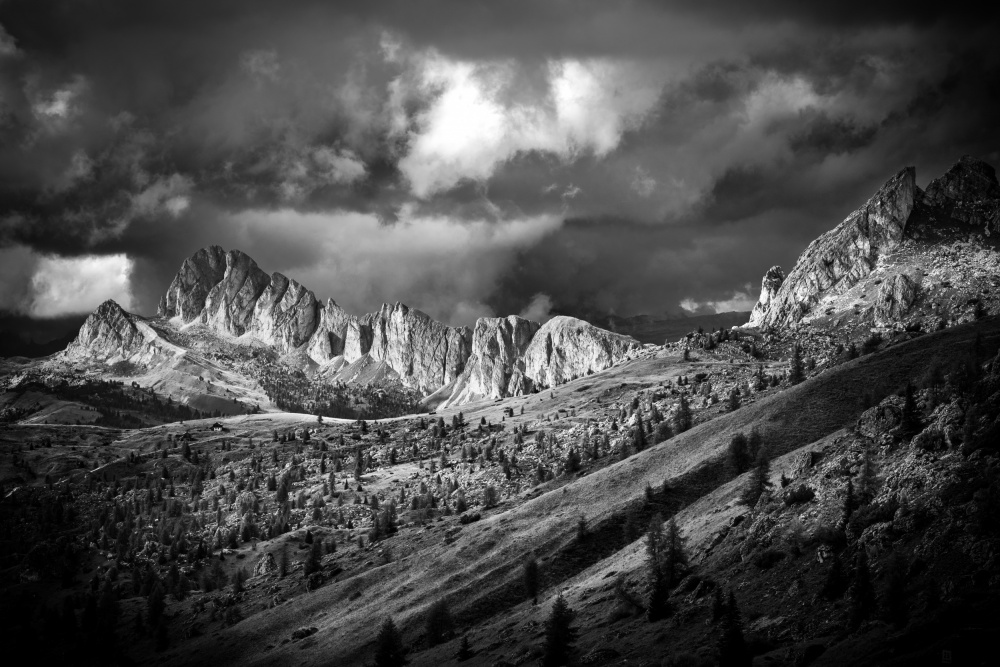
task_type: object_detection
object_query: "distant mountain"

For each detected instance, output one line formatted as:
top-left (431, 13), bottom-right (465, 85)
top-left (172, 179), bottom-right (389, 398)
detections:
top-left (56, 247), bottom-right (644, 409)
top-left (596, 311), bottom-right (752, 345)
top-left (748, 156), bottom-right (1000, 332)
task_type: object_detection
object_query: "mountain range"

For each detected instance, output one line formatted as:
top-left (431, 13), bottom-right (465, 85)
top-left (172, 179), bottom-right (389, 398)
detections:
top-left (2, 156), bottom-right (999, 667)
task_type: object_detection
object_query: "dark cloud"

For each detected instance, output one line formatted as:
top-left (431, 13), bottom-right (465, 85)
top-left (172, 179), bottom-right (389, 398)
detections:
top-left (0, 0), bottom-right (998, 335)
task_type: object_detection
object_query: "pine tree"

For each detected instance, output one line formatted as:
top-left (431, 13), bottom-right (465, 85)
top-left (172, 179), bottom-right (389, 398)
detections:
top-left (662, 517), bottom-right (687, 589)
top-left (839, 479), bottom-right (857, 530)
top-left (673, 395), bottom-right (692, 434)
top-left (727, 388), bottom-right (741, 412)
top-left (727, 433), bottom-right (751, 476)
top-left (425, 599), bottom-right (453, 647)
top-left (711, 585), bottom-right (725, 623)
top-left (821, 553), bottom-right (847, 600)
top-left (542, 594), bottom-right (577, 667)
top-left (374, 617), bottom-right (406, 667)
top-left (524, 558), bottom-right (540, 604)
top-left (741, 450), bottom-right (770, 508)
top-left (857, 445), bottom-right (877, 503)
top-left (633, 421), bottom-right (647, 453)
top-left (849, 550), bottom-right (876, 629)
top-left (718, 591), bottom-right (750, 667)
top-left (456, 635), bottom-right (473, 661)
top-left (899, 382), bottom-right (921, 438)
top-left (882, 553), bottom-right (908, 628)
top-left (788, 343), bottom-right (805, 384)
top-left (646, 515), bottom-right (669, 621)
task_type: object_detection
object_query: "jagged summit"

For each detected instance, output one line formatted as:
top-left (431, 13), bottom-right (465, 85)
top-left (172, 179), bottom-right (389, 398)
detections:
top-left (70, 247), bottom-right (644, 406)
top-left (748, 156), bottom-right (1000, 331)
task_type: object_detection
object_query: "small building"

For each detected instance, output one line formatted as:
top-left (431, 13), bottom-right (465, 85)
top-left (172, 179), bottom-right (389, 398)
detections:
top-left (211, 422), bottom-right (226, 432)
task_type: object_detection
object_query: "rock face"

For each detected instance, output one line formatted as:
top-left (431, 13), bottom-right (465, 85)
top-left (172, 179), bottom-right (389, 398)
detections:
top-left (749, 167), bottom-right (917, 329)
top-left (923, 156), bottom-right (1000, 233)
top-left (522, 316), bottom-right (642, 389)
top-left (158, 245), bottom-right (228, 320)
top-left (248, 273), bottom-right (320, 353)
top-left (875, 272), bottom-right (921, 322)
top-left (366, 303), bottom-right (473, 394)
top-left (305, 300), bottom-right (353, 364)
top-left (74, 247), bottom-right (642, 404)
top-left (747, 157), bottom-right (1000, 331)
top-left (66, 300), bottom-right (155, 363)
top-left (201, 250), bottom-right (271, 337)
top-left (748, 266), bottom-right (785, 329)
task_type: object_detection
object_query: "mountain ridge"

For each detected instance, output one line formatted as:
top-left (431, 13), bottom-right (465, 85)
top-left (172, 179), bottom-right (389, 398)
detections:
top-left (748, 155), bottom-right (1000, 331)
top-left (66, 248), bottom-right (644, 408)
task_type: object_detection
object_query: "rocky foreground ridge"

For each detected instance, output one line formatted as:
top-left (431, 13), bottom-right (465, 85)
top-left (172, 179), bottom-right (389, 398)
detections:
top-left (749, 156), bottom-right (1000, 331)
top-left (67, 248), bottom-right (642, 406)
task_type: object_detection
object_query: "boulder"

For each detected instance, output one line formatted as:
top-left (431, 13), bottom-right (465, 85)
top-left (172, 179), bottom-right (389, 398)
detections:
top-left (252, 552), bottom-right (277, 577)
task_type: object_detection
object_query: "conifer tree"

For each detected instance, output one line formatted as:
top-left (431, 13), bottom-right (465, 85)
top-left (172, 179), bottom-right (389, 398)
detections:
top-left (899, 382), bottom-right (921, 438)
top-left (374, 617), bottom-right (406, 667)
top-left (727, 433), bottom-right (751, 476)
top-left (633, 420), bottom-right (647, 453)
top-left (646, 515), bottom-right (669, 621)
top-left (821, 553), bottom-right (848, 600)
top-left (788, 343), bottom-right (805, 384)
top-left (741, 450), bottom-right (771, 508)
top-left (425, 599), bottom-right (453, 647)
top-left (849, 550), bottom-right (876, 629)
top-left (542, 594), bottom-right (577, 667)
top-left (673, 395), bottom-right (692, 433)
top-left (839, 479), bottom-right (857, 530)
top-left (456, 635), bottom-right (473, 661)
top-left (727, 388), bottom-right (741, 412)
top-left (718, 591), bottom-right (750, 667)
top-left (524, 557), bottom-right (540, 604)
top-left (882, 553), bottom-right (908, 628)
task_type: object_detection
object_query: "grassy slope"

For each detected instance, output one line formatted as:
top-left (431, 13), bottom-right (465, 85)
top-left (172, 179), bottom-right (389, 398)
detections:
top-left (159, 317), bottom-right (1000, 666)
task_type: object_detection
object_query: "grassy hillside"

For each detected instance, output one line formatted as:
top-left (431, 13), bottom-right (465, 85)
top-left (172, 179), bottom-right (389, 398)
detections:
top-left (161, 318), bottom-right (1000, 666)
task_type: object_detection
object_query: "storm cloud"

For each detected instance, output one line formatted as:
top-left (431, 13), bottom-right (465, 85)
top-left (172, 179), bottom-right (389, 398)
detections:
top-left (0, 0), bottom-right (998, 337)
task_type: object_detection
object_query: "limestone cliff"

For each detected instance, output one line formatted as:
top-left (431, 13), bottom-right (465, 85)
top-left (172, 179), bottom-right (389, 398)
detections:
top-left (73, 247), bottom-right (643, 404)
top-left (522, 316), bottom-right (642, 389)
top-left (749, 167), bottom-right (916, 329)
top-left (65, 300), bottom-right (159, 364)
top-left (748, 156), bottom-right (1000, 331)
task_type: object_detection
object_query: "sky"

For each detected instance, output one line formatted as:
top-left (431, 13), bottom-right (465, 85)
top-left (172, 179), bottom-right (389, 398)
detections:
top-left (0, 1), bottom-right (999, 342)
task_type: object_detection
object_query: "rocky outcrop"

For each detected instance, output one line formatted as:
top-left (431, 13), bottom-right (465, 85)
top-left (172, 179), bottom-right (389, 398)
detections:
top-left (748, 266), bottom-right (785, 328)
top-left (522, 316), bottom-right (642, 389)
top-left (248, 273), bottom-right (320, 353)
top-left (306, 300), bottom-right (353, 364)
top-left (367, 303), bottom-right (473, 394)
top-left (749, 167), bottom-right (917, 329)
top-left (875, 272), bottom-right (921, 323)
top-left (923, 155), bottom-right (1000, 233)
top-left (444, 316), bottom-right (541, 405)
top-left (66, 300), bottom-right (156, 364)
top-left (158, 245), bottom-right (228, 320)
top-left (201, 250), bottom-right (271, 336)
top-left (73, 247), bottom-right (642, 404)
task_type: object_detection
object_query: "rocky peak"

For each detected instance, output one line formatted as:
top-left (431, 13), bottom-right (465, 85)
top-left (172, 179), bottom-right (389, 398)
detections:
top-left (248, 272), bottom-right (320, 353)
top-left (522, 316), bottom-right (642, 389)
top-left (66, 299), bottom-right (147, 362)
top-left (158, 245), bottom-right (227, 320)
top-left (201, 250), bottom-right (271, 336)
top-left (748, 166), bottom-right (917, 329)
top-left (923, 155), bottom-right (1000, 233)
top-left (747, 266), bottom-right (785, 328)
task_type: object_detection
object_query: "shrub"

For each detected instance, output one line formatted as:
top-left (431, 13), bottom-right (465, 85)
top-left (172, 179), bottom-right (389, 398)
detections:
top-left (458, 512), bottom-right (481, 525)
top-left (847, 498), bottom-right (899, 537)
top-left (753, 548), bottom-right (785, 570)
top-left (782, 484), bottom-right (815, 505)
